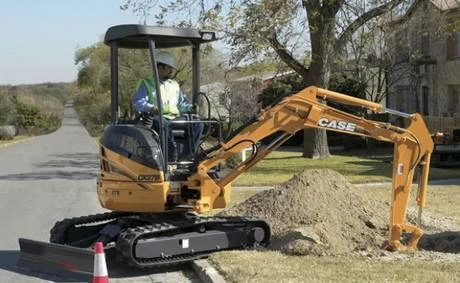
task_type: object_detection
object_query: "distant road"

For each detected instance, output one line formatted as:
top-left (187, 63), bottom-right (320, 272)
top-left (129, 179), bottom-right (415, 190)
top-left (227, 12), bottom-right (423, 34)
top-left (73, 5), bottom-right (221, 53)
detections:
top-left (0, 104), bottom-right (199, 282)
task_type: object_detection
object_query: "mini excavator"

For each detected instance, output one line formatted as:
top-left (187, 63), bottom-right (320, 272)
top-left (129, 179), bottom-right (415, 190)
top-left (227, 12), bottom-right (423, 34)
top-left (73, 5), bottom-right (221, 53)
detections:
top-left (19, 24), bottom-right (434, 273)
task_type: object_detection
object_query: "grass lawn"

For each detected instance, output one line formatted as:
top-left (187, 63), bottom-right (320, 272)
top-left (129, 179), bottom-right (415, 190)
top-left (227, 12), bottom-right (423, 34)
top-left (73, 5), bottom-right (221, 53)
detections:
top-left (234, 149), bottom-right (460, 186)
top-left (210, 251), bottom-right (460, 283)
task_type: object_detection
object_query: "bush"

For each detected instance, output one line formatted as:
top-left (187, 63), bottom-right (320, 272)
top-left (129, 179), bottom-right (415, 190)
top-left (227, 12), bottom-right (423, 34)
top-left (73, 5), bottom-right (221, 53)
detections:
top-left (16, 102), bottom-right (62, 135)
top-left (329, 74), bottom-right (367, 116)
top-left (0, 84), bottom-right (67, 135)
top-left (0, 125), bottom-right (18, 140)
top-left (258, 74), bottom-right (306, 108)
top-left (73, 90), bottom-right (111, 136)
top-left (16, 102), bottom-right (40, 129)
top-left (224, 153), bottom-right (243, 169)
top-left (0, 91), bottom-right (17, 125)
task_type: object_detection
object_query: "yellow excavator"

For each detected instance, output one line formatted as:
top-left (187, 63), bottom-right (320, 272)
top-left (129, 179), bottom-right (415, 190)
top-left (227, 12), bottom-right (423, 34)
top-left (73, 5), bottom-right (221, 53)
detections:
top-left (19, 24), bottom-right (433, 273)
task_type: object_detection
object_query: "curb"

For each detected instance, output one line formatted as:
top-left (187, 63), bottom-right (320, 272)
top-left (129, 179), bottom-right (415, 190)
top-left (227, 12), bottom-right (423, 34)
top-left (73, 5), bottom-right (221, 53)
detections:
top-left (191, 259), bottom-right (226, 283)
top-left (0, 137), bottom-right (33, 148)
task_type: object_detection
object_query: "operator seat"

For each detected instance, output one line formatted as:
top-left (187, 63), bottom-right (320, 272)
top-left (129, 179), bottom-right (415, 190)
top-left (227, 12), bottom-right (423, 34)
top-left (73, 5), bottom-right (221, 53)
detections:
top-left (136, 113), bottom-right (198, 162)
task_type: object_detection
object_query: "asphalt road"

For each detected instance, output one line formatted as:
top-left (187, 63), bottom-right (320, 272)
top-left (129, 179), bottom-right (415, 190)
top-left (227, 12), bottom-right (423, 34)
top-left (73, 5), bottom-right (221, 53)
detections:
top-left (0, 104), bottom-right (200, 282)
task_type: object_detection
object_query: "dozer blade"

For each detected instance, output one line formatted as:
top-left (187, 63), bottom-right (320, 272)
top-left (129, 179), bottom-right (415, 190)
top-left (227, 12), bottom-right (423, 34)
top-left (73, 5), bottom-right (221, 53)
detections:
top-left (18, 238), bottom-right (94, 278)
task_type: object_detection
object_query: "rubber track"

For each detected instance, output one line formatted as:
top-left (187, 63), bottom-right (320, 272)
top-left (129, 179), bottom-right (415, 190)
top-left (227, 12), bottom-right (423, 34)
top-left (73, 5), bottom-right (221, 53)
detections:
top-left (116, 216), bottom-right (271, 268)
top-left (49, 212), bottom-right (270, 268)
top-left (49, 211), bottom-right (136, 244)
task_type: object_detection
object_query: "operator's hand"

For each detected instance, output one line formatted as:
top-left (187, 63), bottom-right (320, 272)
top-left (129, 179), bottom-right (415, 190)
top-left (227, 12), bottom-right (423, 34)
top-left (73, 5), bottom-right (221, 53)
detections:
top-left (191, 104), bottom-right (198, 114)
top-left (150, 106), bottom-right (159, 114)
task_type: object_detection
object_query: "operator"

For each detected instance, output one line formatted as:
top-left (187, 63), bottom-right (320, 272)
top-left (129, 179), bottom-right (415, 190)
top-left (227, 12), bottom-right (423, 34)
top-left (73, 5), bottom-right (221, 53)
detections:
top-left (132, 51), bottom-right (203, 162)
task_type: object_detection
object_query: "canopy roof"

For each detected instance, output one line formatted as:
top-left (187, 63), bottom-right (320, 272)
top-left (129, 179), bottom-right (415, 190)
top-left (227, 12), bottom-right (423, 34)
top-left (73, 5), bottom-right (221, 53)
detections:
top-left (104, 24), bottom-right (218, 49)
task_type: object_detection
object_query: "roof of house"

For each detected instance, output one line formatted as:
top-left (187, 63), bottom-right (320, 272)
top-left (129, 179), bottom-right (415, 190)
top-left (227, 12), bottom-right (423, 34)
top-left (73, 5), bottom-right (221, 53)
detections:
top-left (431, 0), bottom-right (460, 11)
top-left (232, 71), bottom-right (295, 82)
top-left (200, 82), bottom-right (226, 94)
top-left (389, 0), bottom-right (460, 25)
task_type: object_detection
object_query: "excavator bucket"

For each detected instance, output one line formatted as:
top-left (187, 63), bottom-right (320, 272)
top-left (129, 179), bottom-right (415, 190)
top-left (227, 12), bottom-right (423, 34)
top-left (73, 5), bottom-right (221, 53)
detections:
top-left (18, 238), bottom-right (94, 278)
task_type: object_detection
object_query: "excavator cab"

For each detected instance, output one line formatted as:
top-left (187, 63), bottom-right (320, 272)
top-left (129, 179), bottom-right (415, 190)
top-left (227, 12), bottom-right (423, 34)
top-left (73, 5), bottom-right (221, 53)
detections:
top-left (103, 24), bottom-right (220, 177)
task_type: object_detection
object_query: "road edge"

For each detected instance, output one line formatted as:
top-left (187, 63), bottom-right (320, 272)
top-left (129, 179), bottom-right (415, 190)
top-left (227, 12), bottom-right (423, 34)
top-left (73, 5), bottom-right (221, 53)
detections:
top-left (0, 136), bottom-right (34, 148)
top-left (191, 259), bottom-right (226, 283)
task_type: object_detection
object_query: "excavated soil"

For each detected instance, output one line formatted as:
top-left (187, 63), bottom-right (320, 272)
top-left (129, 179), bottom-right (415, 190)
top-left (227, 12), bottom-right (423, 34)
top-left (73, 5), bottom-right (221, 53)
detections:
top-left (220, 169), bottom-right (460, 258)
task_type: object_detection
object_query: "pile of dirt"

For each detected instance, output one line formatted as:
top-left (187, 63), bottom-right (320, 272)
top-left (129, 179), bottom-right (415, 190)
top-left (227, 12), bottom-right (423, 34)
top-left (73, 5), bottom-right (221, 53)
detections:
top-left (220, 169), bottom-right (460, 256)
top-left (220, 169), bottom-right (389, 255)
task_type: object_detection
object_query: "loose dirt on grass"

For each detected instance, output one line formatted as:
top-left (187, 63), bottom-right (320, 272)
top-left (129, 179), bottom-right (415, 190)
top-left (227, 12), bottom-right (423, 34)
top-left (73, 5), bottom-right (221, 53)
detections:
top-left (220, 169), bottom-right (460, 258)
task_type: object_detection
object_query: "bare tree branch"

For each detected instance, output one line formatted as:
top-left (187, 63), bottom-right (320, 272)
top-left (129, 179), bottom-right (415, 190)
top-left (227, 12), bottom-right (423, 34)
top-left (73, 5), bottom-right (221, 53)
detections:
top-left (334, 0), bottom-right (405, 53)
top-left (267, 31), bottom-right (310, 79)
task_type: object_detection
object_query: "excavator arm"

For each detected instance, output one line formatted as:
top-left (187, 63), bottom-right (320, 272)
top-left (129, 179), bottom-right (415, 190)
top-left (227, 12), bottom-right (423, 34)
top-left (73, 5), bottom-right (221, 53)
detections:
top-left (186, 86), bottom-right (433, 251)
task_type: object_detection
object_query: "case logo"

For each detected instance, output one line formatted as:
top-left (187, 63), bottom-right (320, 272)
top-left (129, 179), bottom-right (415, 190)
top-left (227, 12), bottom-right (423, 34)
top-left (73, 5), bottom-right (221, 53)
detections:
top-left (318, 118), bottom-right (356, 132)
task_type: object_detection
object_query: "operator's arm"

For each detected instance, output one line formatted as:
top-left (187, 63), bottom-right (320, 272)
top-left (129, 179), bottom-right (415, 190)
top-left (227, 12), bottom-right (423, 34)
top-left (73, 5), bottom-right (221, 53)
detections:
top-left (177, 89), bottom-right (194, 114)
top-left (133, 81), bottom-right (157, 113)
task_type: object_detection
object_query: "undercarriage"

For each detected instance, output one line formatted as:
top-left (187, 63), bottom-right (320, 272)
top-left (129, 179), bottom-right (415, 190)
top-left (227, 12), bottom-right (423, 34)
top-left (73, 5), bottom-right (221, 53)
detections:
top-left (19, 211), bottom-right (270, 273)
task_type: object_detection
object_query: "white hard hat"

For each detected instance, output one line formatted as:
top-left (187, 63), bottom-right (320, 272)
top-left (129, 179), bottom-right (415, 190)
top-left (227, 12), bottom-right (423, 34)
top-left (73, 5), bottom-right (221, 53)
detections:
top-left (155, 51), bottom-right (177, 69)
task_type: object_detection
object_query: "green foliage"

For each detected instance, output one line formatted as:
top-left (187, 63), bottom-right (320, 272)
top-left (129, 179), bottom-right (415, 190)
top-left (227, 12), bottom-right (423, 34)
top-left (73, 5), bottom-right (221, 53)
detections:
top-left (15, 102), bottom-right (61, 134)
top-left (73, 90), bottom-right (111, 136)
top-left (16, 102), bottom-right (39, 128)
top-left (328, 74), bottom-right (367, 116)
top-left (224, 153), bottom-right (243, 169)
top-left (329, 74), bottom-right (367, 99)
top-left (258, 74), bottom-right (306, 108)
top-left (75, 43), bottom-right (111, 92)
top-left (0, 84), bottom-right (67, 134)
top-left (76, 43), bottom-right (132, 122)
top-left (15, 93), bottom-right (63, 134)
top-left (0, 91), bottom-right (17, 125)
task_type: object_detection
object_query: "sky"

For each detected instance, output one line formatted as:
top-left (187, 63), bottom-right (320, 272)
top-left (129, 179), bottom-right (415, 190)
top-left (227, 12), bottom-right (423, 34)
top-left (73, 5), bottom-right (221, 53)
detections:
top-left (0, 1), bottom-right (142, 85)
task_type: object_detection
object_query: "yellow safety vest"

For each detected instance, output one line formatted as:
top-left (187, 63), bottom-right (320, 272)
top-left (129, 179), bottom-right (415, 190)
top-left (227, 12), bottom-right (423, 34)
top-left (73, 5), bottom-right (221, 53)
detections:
top-left (139, 77), bottom-right (181, 120)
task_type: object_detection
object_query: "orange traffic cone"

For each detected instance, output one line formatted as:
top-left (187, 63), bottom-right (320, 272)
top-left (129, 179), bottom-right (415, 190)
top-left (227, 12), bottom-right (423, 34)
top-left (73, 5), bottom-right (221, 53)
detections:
top-left (92, 242), bottom-right (109, 283)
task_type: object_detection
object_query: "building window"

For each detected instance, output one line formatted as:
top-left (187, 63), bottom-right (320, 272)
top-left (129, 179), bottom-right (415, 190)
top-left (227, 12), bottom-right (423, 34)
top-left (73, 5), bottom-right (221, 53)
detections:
top-left (447, 85), bottom-right (460, 116)
top-left (447, 32), bottom-right (460, 60)
top-left (421, 34), bottom-right (430, 57)
top-left (394, 85), bottom-right (410, 112)
top-left (395, 31), bottom-right (409, 63)
top-left (422, 86), bottom-right (429, 115)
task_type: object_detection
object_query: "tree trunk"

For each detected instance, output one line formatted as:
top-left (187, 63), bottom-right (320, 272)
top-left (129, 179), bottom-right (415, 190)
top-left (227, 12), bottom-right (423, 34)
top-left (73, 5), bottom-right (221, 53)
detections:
top-left (302, 128), bottom-right (329, 159)
top-left (301, 2), bottom-right (336, 159)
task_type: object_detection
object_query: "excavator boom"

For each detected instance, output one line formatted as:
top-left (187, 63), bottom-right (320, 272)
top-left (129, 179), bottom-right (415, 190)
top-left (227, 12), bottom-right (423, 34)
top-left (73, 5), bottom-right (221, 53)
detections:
top-left (187, 86), bottom-right (433, 251)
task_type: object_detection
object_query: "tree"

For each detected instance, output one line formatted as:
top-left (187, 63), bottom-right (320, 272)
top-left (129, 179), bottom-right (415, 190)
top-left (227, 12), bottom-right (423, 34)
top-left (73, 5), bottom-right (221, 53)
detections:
top-left (122, 0), bottom-right (407, 159)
